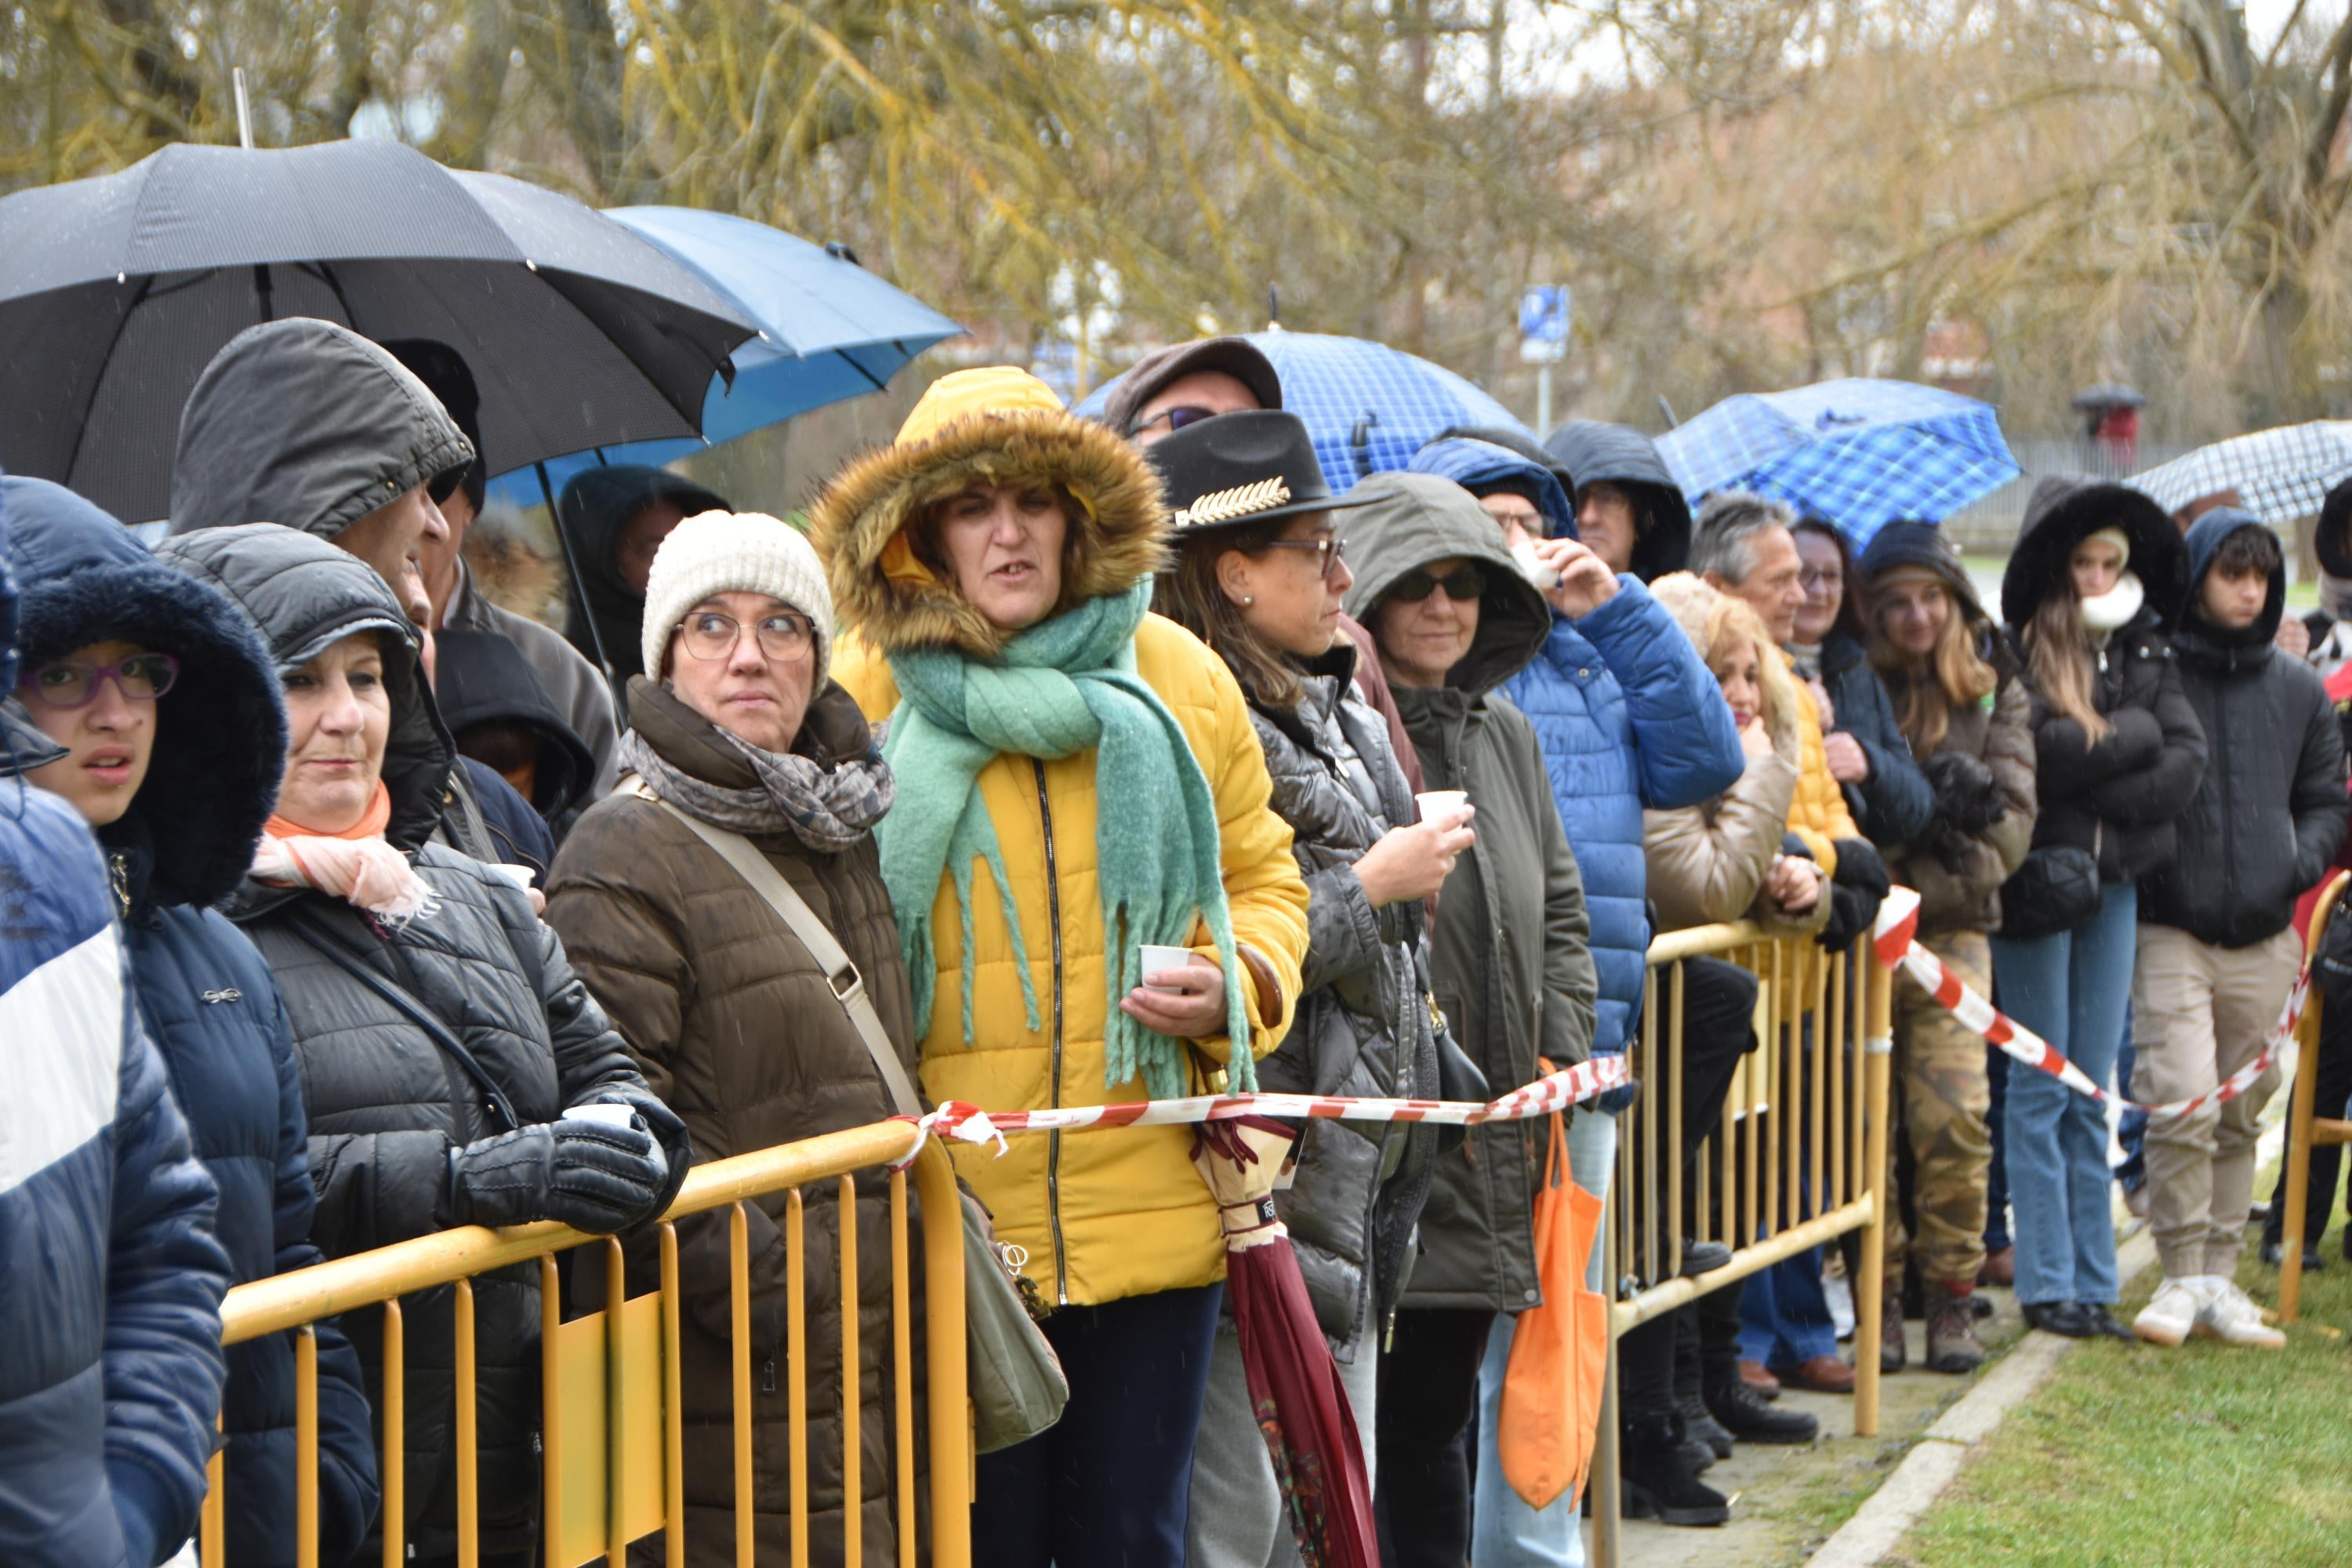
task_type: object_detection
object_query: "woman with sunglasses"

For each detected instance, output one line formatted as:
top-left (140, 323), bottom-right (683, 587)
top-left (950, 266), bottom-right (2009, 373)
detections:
top-left (1341, 471), bottom-right (1599, 1568)
top-left (4, 477), bottom-right (381, 1568)
top-left (1142, 412), bottom-right (1459, 1566)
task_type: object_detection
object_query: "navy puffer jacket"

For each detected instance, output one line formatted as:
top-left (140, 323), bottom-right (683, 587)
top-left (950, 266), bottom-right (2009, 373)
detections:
top-left (1410, 438), bottom-right (1744, 1056)
top-left (0, 488), bottom-right (230, 1568)
top-left (5, 476), bottom-right (379, 1567)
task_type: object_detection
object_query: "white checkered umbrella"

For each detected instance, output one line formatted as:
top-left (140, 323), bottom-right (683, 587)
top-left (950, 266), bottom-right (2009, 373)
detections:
top-left (2129, 422), bottom-right (2352, 524)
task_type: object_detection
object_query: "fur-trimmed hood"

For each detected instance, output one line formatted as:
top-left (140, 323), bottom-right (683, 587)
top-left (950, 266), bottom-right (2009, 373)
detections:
top-left (1651, 570), bottom-right (1802, 760)
top-left (808, 367), bottom-right (1169, 660)
top-left (2, 477), bottom-right (285, 914)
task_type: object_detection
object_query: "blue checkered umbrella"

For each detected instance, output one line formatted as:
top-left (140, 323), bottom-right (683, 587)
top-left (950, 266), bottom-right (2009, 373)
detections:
top-left (1078, 331), bottom-right (1527, 488)
top-left (1653, 379), bottom-right (2019, 546)
top-left (2129, 422), bottom-right (2352, 525)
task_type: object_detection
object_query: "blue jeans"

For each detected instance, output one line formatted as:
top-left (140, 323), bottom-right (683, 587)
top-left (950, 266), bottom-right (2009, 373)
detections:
top-left (1737, 1238), bottom-right (1838, 1367)
top-left (1469, 1107), bottom-right (1617, 1568)
top-left (2115, 1019), bottom-right (2147, 1191)
top-left (1989, 882), bottom-right (2136, 1307)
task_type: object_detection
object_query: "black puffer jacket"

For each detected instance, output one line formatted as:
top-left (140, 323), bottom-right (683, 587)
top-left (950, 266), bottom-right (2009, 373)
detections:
top-left (1246, 641), bottom-right (1443, 1357)
top-left (1813, 630), bottom-right (1935, 848)
top-left (2000, 477), bottom-right (2206, 893)
top-left (2142, 510), bottom-right (2349, 949)
top-left (157, 522), bottom-right (659, 1562)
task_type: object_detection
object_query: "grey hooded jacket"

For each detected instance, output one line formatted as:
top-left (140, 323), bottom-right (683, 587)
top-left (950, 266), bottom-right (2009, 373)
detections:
top-left (155, 523), bottom-right (658, 1562)
top-left (1342, 470), bottom-right (1599, 1316)
top-left (167, 318), bottom-right (474, 542)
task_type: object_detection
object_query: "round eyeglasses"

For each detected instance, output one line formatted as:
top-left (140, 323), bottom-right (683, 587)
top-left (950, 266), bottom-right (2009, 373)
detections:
top-left (675, 610), bottom-right (815, 662)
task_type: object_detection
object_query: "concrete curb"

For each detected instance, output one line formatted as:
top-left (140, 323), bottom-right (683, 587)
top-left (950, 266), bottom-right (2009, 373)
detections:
top-left (1801, 1117), bottom-right (2285, 1567)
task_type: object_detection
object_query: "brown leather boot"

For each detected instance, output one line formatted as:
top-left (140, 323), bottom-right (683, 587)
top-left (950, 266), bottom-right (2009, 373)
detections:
top-left (1978, 1246), bottom-right (2015, 1288)
top-left (1880, 1283), bottom-right (1906, 1373)
top-left (1926, 1283), bottom-right (1987, 1373)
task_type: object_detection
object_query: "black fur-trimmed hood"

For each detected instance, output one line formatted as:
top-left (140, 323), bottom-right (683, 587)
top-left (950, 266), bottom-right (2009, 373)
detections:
top-left (2, 476), bottom-right (286, 912)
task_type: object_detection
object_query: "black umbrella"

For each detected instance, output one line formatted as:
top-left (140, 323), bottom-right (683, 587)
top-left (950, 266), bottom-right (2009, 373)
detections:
top-left (0, 138), bottom-right (755, 524)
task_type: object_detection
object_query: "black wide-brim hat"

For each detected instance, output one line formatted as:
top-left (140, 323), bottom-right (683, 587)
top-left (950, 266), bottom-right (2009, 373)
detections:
top-left (1148, 410), bottom-right (1377, 534)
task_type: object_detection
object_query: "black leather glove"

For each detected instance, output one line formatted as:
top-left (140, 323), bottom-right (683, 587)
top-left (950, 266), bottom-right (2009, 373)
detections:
top-left (1922, 751), bottom-right (2005, 837)
top-left (1829, 836), bottom-right (1889, 899)
top-left (575, 1084), bottom-right (695, 1227)
top-left (448, 1118), bottom-right (669, 1235)
top-left (1819, 838), bottom-right (1889, 950)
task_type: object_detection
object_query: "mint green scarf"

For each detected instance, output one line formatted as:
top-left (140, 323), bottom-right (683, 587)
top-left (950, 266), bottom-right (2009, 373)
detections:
top-left (877, 581), bottom-right (1255, 1097)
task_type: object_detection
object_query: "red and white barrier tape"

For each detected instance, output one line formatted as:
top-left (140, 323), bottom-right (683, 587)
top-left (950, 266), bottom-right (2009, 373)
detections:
top-left (1871, 887), bottom-right (2307, 1120)
top-left (889, 1053), bottom-right (1634, 1168)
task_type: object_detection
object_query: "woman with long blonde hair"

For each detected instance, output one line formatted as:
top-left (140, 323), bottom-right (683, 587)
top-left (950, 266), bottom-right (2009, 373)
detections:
top-left (1990, 481), bottom-right (2203, 1345)
top-left (1855, 521), bottom-right (2037, 1377)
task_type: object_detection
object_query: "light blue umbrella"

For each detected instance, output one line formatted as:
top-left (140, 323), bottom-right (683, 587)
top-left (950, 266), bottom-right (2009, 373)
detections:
top-left (1076, 331), bottom-right (1527, 489)
top-left (485, 205), bottom-right (962, 508)
top-left (1653, 378), bottom-right (2019, 546)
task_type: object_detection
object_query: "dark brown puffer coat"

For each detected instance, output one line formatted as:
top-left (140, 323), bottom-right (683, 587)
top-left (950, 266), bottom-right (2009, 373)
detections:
top-left (546, 678), bottom-right (925, 1567)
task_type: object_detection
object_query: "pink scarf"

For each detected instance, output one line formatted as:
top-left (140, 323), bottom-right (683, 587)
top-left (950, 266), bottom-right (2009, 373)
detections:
top-left (253, 782), bottom-right (437, 924)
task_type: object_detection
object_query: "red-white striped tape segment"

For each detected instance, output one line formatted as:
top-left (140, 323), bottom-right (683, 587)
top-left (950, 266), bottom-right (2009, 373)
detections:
top-left (891, 1053), bottom-right (1635, 1167)
top-left (1871, 887), bottom-right (2307, 1120)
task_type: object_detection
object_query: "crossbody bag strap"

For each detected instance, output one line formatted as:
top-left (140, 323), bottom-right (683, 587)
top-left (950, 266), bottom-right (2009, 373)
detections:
top-left (640, 790), bottom-right (924, 1119)
top-left (285, 908), bottom-right (522, 1132)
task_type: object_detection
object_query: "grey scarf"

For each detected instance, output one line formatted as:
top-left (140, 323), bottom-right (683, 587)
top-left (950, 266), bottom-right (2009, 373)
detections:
top-left (619, 724), bottom-right (895, 854)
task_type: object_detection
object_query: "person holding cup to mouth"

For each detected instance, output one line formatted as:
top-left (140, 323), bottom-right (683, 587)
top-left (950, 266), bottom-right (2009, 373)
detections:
top-left (1340, 470), bottom-right (1599, 1567)
top-left (1145, 411), bottom-right (1469, 1565)
top-left (816, 368), bottom-right (1308, 1567)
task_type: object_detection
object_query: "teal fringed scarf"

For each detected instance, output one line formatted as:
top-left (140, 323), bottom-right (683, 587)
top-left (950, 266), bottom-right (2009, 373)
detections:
top-left (876, 580), bottom-right (1256, 1098)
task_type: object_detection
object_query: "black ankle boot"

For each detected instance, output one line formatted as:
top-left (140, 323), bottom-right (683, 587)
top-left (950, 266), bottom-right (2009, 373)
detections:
top-left (1621, 1410), bottom-right (1730, 1526)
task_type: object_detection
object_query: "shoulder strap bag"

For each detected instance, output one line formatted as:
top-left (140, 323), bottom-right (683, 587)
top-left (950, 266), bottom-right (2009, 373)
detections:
top-left (634, 782), bottom-right (1069, 1452)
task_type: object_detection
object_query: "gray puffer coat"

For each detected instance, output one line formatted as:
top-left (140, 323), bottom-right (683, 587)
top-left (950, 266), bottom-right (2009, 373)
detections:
top-left (158, 522), bottom-right (660, 1563)
top-left (1247, 641), bottom-right (1444, 1358)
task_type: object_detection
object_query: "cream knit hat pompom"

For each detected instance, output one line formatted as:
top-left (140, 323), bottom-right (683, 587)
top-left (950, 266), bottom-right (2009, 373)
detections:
top-left (641, 509), bottom-right (835, 686)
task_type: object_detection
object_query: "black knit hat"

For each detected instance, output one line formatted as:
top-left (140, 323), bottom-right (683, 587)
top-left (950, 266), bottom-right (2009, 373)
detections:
top-left (1858, 518), bottom-right (1986, 619)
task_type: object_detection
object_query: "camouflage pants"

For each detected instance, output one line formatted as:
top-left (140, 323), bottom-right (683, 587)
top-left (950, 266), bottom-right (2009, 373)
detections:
top-left (1883, 931), bottom-right (1993, 1290)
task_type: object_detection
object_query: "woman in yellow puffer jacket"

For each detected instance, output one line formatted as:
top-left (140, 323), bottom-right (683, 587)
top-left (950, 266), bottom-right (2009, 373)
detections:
top-left (811, 367), bottom-right (1308, 1567)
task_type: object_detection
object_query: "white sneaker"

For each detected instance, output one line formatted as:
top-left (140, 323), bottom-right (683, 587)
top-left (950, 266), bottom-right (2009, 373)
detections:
top-left (2192, 1277), bottom-right (2285, 1349)
top-left (2132, 1276), bottom-right (2204, 1346)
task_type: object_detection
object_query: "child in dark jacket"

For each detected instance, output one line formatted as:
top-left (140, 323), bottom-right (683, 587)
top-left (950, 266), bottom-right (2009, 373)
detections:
top-left (2131, 510), bottom-right (2347, 1350)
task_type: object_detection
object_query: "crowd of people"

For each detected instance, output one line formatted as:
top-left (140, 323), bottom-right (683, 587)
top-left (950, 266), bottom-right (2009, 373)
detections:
top-left (5, 317), bottom-right (2349, 1568)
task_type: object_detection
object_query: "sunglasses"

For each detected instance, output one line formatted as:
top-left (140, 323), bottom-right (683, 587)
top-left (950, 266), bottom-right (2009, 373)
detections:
top-left (1386, 565), bottom-right (1486, 603)
top-left (1259, 535), bottom-right (1348, 583)
top-left (1130, 405), bottom-right (1220, 436)
top-left (18, 652), bottom-right (181, 708)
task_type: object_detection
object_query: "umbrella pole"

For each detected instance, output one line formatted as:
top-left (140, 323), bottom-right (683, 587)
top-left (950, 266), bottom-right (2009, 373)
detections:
top-left (535, 461), bottom-right (615, 685)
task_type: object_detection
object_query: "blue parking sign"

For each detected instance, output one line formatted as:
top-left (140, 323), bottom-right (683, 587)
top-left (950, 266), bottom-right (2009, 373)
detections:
top-left (1519, 285), bottom-right (1569, 362)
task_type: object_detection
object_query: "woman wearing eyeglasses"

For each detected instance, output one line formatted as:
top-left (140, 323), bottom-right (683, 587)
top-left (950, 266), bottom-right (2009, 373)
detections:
top-left (5, 477), bottom-right (382, 1568)
top-left (543, 509), bottom-right (922, 1568)
top-left (1341, 471), bottom-right (1599, 1568)
top-left (1142, 412), bottom-right (1457, 1566)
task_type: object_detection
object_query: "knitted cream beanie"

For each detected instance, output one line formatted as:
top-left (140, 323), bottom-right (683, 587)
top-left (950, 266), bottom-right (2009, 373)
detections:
top-left (641, 509), bottom-right (834, 686)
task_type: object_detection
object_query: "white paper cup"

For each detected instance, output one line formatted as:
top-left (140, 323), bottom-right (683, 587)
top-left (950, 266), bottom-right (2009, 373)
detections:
top-left (1139, 944), bottom-right (1196, 993)
top-left (1512, 538), bottom-right (1560, 590)
top-left (1416, 789), bottom-right (1469, 828)
top-left (568, 1102), bottom-right (666, 1179)
top-left (488, 862), bottom-right (537, 891)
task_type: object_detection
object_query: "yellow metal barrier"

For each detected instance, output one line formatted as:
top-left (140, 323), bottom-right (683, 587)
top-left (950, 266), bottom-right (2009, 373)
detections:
top-left (1589, 920), bottom-right (1894, 1566)
top-left (200, 1123), bottom-right (970, 1568)
top-left (2278, 869), bottom-right (2349, 1323)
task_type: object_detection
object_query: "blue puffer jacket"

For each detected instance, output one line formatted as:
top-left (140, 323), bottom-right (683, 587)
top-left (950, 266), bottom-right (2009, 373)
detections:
top-left (5, 477), bottom-right (378, 1567)
top-left (0, 506), bottom-right (230, 1568)
top-left (1410, 438), bottom-right (1744, 1054)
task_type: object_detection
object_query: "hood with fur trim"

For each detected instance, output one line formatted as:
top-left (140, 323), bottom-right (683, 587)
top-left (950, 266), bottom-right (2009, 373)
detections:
top-left (1650, 570), bottom-right (1802, 759)
top-left (4, 477), bottom-right (287, 913)
top-left (809, 368), bottom-right (1169, 660)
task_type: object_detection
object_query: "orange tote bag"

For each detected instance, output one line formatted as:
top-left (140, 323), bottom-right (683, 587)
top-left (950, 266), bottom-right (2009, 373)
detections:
top-left (1497, 1096), bottom-right (1609, 1509)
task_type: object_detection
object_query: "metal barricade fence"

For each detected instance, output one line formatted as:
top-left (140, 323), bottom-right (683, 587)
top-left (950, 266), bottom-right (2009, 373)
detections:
top-left (1589, 920), bottom-right (1894, 1565)
top-left (201, 1123), bottom-right (971, 1568)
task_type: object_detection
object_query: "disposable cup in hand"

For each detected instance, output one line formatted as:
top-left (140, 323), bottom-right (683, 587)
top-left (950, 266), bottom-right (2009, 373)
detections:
top-left (1512, 538), bottom-right (1559, 590)
top-left (1139, 944), bottom-right (1195, 993)
top-left (488, 863), bottom-right (537, 891)
top-left (1416, 789), bottom-right (1469, 829)
top-left (568, 1102), bottom-right (666, 1180)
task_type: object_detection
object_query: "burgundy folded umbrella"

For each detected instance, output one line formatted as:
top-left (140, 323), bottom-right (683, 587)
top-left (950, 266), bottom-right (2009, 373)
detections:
top-left (1193, 1115), bottom-right (1379, 1568)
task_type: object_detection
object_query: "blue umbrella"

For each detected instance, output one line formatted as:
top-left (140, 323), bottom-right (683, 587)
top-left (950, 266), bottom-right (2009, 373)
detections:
top-left (485, 205), bottom-right (963, 507)
top-left (1076, 332), bottom-right (1527, 489)
top-left (1652, 378), bottom-right (2019, 546)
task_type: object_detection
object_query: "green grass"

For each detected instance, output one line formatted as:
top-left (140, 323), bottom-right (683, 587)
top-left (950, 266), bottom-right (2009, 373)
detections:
top-left (1892, 1177), bottom-right (2352, 1568)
